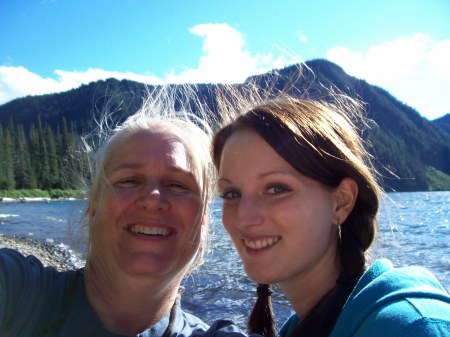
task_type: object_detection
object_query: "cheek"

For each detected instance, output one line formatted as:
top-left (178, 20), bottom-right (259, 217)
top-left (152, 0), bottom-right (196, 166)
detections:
top-left (288, 204), bottom-right (335, 245)
top-left (221, 205), bottom-right (234, 230)
top-left (221, 207), bottom-right (241, 245)
top-left (101, 187), bottom-right (132, 213)
top-left (91, 188), bottom-right (126, 231)
top-left (276, 195), bottom-right (321, 229)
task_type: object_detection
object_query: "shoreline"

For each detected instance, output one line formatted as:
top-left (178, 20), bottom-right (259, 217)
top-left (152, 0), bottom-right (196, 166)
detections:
top-left (0, 234), bottom-right (85, 271)
top-left (0, 197), bottom-right (81, 203)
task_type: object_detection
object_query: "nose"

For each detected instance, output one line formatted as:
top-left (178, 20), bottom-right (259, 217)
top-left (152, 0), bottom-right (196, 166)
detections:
top-left (236, 195), bottom-right (264, 228)
top-left (136, 184), bottom-right (170, 211)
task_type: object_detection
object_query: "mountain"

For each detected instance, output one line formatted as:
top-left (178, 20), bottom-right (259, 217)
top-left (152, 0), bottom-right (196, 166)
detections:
top-left (0, 78), bottom-right (148, 134)
top-left (274, 60), bottom-right (450, 192)
top-left (433, 114), bottom-right (450, 135)
top-left (1, 59), bottom-right (449, 192)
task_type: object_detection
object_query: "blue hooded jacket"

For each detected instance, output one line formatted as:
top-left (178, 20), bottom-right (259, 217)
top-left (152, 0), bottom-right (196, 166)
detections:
top-left (280, 259), bottom-right (450, 337)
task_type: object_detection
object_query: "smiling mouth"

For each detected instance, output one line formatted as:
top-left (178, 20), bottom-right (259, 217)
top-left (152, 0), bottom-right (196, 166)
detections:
top-left (243, 237), bottom-right (280, 250)
top-left (130, 225), bottom-right (171, 236)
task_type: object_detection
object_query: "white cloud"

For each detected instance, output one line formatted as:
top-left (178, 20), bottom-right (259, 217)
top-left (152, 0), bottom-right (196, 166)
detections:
top-left (165, 23), bottom-right (291, 84)
top-left (0, 66), bottom-right (70, 104)
top-left (326, 33), bottom-right (450, 119)
top-left (0, 66), bottom-right (163, 105)
top-left (296, 31), bottom-right (308, 43)
top-left (428, 39), bottom-right (450, 81)
top-left (0, 23), bottom-right (293, 105)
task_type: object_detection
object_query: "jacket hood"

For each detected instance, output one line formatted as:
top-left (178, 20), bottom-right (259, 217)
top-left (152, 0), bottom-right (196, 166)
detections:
top-left (329, 258), bottom-right (450, 336)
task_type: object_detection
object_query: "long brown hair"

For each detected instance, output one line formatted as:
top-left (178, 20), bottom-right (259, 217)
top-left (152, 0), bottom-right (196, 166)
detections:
top-left (212, 96), bottom-right (380, 337)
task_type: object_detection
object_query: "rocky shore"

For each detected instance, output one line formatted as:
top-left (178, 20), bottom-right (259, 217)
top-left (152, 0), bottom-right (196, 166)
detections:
top-left (0, 234), bottom-right (84, 271)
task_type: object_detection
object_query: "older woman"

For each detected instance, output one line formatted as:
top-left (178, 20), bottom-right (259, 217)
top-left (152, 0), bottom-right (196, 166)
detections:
top-left (0, 87), bottom-right (247, 337)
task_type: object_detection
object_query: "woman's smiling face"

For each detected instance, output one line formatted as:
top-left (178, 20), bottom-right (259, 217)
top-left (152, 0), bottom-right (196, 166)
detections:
top-left (218, 128), bottom-right (341, 289)
top-left (89, 130), bottom-right (205, 281)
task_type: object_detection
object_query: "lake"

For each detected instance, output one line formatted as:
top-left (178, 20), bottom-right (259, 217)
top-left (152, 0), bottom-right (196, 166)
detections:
top-left (0, 191), bottom-right (449, 330)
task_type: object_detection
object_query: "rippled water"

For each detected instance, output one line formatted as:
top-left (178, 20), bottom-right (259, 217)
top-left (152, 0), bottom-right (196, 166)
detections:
top-left (0, 191), bottom-right (449, 330)
top-left (375, 192), bottom-right (449, 287)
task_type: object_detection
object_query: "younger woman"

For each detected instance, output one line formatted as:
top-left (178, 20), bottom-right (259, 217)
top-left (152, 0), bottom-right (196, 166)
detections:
top-left (212, 95), bottom-right (450, 337)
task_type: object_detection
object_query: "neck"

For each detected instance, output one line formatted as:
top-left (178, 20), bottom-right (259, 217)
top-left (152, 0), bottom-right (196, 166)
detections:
top-left (280, 254), bottom-right (341, 318)
top-left (84, 260), bottom-right (180, 336)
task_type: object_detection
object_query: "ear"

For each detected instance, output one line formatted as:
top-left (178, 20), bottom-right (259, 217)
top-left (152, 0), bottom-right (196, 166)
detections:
top-left (200, 213), bottom-right (209, 238)
top-left (333, 177), bottom-right (358, 224)
top-left (196, 213), bottom-right (209, 259)
top-left (88, 200), bottom-right (97, 221)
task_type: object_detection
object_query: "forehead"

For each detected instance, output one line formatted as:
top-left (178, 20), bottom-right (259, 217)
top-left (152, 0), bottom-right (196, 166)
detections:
top-left (221, 128), bottom-right (272, 160)
top-left (106, 130), bottom-right (193, 172)
top-left (220, 129), bottom-right (270, 167)
top-left (219, 127), bottom-right (301, 176)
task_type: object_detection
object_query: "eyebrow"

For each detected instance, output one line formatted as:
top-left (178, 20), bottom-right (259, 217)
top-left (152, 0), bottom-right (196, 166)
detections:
top-left (218, 170), bottom-right (293, 184)
top-left (108, 162), bottom-right (197, 179)
top-left (217, 177), bottom-right (232, 184)
top-left (259, 170), bottom-right (293, 179)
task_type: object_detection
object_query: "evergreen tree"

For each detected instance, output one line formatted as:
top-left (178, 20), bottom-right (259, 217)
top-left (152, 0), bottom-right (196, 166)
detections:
top-left (29, 123), bottom-right (40, 188)
top-left (45, 125), bottom-right (60, 188)
top-left (2, 130), bottom-right (15, 190)
top-left (34, 116), bottom-right (50, 189)
top-left (0, 125), bottom-right (4, 188)
top-left (58, 117), bottom-right (73, 188)
top-left (60, 117), bottom-right (70, 155)
top-left (13, 124), bottom-right (36, 189)
top-left (61, 119), bottom-right (85, 189)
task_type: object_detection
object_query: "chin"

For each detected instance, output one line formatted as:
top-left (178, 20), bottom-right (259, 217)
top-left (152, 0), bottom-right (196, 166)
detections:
top-left (244, 267), bottom-right (277, 285)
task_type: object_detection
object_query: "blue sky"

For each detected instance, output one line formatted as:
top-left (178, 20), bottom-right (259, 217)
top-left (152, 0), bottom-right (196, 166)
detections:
top-left (1, 0), bottom-right (449, 120)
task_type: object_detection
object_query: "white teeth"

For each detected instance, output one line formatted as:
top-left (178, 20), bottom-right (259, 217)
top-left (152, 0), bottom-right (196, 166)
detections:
top-left (244, 237), bottom-right (279, 250)
top-left (131, 225), bottom-right (170, 236)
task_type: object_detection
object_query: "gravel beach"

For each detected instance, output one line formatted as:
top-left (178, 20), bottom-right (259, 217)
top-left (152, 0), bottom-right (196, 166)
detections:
top-left (0, 234), bottom-right (84, 271)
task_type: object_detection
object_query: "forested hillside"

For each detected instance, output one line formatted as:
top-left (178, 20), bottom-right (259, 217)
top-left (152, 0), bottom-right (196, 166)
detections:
top-left (276, 60), bottom-right (450, 192)
top-left (1, 59), bottom-right (449, 192)
top-left (434, 114), bottom-right (450, 135)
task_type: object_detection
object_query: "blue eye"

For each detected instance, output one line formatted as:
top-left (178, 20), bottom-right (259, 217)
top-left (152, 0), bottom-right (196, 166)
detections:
top-left (266, 184), bottom-right (290, 195)
top-left (219, 189), bottom-right (241, 200)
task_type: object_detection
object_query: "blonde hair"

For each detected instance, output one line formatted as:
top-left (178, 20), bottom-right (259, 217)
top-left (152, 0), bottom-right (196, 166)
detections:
top-left (83, 84), bottom-right (216, 271)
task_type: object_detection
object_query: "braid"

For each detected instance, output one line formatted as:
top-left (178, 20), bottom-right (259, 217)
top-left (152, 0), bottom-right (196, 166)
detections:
top-left (248, 284), bottom-right (276, 337)
top-left (288, 207), bottom-right (374, 337)
top-left (287, 281), bottom-right (354, 337)
top-left (340, 212), bottom-right (373, 279)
